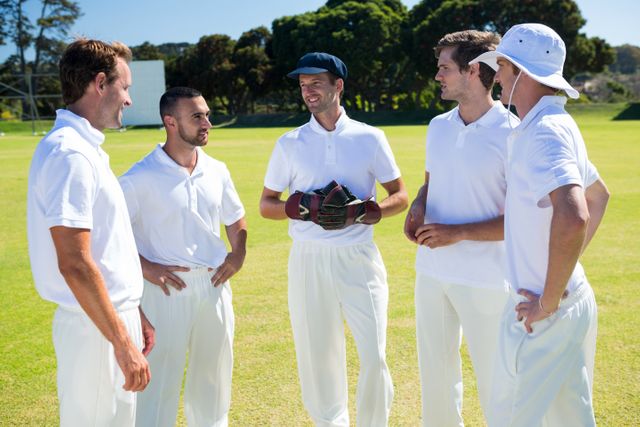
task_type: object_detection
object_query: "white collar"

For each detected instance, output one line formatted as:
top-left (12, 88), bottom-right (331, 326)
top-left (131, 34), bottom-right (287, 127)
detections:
top-left (518, 96), bottom-right (567, 130)
top-left (54, 109), bottom-right (105, 146)
top-left (309, 106), bottom-right (349, 134)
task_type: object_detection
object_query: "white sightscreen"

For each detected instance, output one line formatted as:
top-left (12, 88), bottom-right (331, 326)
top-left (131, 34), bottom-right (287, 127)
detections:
top-left (122, 60), bottom-right (165, 126)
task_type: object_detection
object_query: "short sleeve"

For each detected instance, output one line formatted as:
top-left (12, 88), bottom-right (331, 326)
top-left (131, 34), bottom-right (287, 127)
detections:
top-left (118, 175), bottom-right (140, 225)
top-left (221, 167), bottom-right (246, 226)
top-left (528, 127), bottom-right (583, 207)
top-left (263, 141), bottom-right (290, 192)
top-left (42, 151), bottom-right (96, 229)
top-left (585, 160), bottom-right (600, 188)
top-left (373, 131), bottom-right (401, 184)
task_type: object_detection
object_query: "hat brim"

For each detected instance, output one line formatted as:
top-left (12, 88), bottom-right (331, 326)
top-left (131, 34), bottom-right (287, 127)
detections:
top-left (470, 51), bottom-right (579, 99)
top-left (287, 67), bottom-right (333, 79)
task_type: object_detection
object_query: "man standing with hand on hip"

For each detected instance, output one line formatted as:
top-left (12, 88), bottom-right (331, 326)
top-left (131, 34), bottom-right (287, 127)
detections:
top-left (404, 30), bottom-right (516, 426)
top-left (120, 87), bottom-right (247, 427)
top-left (27, 39), bottom-right (153, 426)
top-left (470, 23), bottom-right (610, 426)
top-left (260, 52), bottom-right (407, 426)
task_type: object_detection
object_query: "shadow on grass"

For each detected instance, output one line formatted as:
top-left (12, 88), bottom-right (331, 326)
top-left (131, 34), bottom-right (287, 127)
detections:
top-left (613, 102), bottom-right (640, 120)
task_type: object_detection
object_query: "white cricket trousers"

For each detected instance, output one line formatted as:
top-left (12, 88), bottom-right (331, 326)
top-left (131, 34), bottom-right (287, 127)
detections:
top-left (415, 273), bottom-right (508, 427)
top-left (53, 305), bottom-right (143, 427)
top-left (136, 267), bottom-right (234, 427)
top-left (488, 284), bottom-right (597, 427)
top-left (288, 240), bottom-right (394, 427)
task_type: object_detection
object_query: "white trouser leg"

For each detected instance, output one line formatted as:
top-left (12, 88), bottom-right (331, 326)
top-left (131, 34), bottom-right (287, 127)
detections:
top-left (136, 280), bottom-right (192, 427)
top-left (53, 305), bottom-right (142, 427)
top-left (448, 281), bottom-right (509, 423)
top-left (489, 285), bottom-right (597, 427)
top-left (289, 241), bottom-right (349, 427)
top-left (136, 268), bottom-right (234, 427)
top-left (336, 243), bottom-right (393, 427)
top-left (415, 274), bottom-right (464, 427)
top-left (184, 270), bottom-right (234, 427)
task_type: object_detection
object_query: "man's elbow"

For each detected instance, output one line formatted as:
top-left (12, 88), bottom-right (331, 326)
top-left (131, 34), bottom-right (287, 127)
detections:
top-left (258, 200), bottom-right (270, 218)
top-left (57, 255), bottom-right (91, 282)
top-left (561, 208), bottom-right (590, 235)
top-left (397, 191), bottom-right (409, 212)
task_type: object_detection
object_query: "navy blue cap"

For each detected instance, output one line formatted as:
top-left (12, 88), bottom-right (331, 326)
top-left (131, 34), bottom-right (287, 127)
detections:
top-left (287, 52), bottom-right (348, 80)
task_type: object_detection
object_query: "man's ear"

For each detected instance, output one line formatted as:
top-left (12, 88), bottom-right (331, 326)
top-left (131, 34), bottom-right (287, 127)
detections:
top-left (468, 62), bottom-right (480, 77)
top-left (94, 72), bottom-right (107, 94)
top-left (162, 114), bottom-right (175, 128)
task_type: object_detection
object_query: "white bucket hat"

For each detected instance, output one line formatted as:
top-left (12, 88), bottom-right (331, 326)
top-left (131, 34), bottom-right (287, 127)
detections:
top-left (470, 23), bottom-right (579, 99)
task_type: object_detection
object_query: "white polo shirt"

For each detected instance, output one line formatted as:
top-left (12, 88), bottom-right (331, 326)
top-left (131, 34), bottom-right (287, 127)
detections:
top-left (505, 96), bottom-right (599, 295)
top-left (119, 144), bottom-right (245, 269)
top-left (264, 108), bottom-right (401, 246)
top-left (27, 109), bottom-right (143, 310)
top-left (415, 101), bottom-right (516, 289)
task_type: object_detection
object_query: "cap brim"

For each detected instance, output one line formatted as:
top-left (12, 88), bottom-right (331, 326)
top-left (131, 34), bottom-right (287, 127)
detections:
top-left (469, 51), bottom-right (501, 71)
top-left (287, 66), bottom-right (331, 79)
top-left (469, 50), bottom-right (579, 99)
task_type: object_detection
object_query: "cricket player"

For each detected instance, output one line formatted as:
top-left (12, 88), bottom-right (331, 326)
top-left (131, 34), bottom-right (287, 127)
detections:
top-left (26, 39), bottom-right (153, 426)
top-left (404, 30), bottom-right (517, 426)
top-left (470, 23), bottom-right (610, 426)
top-left (259, 52), bottom-right (408, 426)
top-left (119, 87), bottom-right (247, 427)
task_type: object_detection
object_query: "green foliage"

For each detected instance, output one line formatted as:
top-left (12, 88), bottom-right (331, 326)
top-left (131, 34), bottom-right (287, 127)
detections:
top-left (271, 0), bottom-right (408, 111)
top-left (407, 0), bottom-right (614, 82)
top-left (610, 44), bottom-right (640, 74)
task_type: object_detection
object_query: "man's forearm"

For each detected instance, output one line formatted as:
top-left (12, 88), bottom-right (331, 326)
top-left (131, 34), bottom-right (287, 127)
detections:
top-left (457, 215), bottom-right (504, 241)
top-left (226, 217), bottom-right (248, 256)
top-left (409, 183), bottom-right (428, 211)
top-left (61, 256), bottom-right (132, 347)
top-left (542, 186), bottom-right (589, 310)
top-left (582, 178), bottom-right (610, 254)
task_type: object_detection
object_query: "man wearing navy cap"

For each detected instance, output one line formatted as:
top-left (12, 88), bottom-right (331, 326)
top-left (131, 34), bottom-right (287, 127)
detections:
top-left (471, 23), bottom-right (610, 426)
top-left (260, 52), bottom-right (408, 426)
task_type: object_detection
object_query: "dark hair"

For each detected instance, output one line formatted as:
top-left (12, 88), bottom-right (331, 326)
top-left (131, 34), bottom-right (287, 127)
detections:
top-left (435, 30), bottom-right (501, 90)
top-left (59, 38), bottom-right (132, 105)
top-left (159, 87), bottom-right (202, 120)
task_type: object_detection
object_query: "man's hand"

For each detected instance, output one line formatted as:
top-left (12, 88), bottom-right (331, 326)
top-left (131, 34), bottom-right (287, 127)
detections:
top-left (139, 307), bottom-right (155, 357)
top-left (140, 257), bottom-right (190, 296)
top-left (211, 251), bottom-right (245, 287)
top-left (515, 289), bottom-right (556, 333)
top-left (404, 201), bottom-right (425, 243)
top-left (113, 338), bottom-right (151, 392)
top-left (415, 223), bottom-right (464, 248)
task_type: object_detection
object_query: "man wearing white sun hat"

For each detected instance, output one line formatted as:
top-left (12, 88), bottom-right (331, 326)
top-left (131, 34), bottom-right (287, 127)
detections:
top-left (470, 23), bottom-right (610, 426)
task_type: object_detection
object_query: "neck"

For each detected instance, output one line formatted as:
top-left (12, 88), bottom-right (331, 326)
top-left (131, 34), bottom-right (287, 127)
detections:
top-left (313, 104), bottom-right (342, 131)
top-left (163, 138), bottom-right (198, 173)
top-left (457, 92), bottom-right (494, 125)
top-left (67, 101), bottom-right (103, 132)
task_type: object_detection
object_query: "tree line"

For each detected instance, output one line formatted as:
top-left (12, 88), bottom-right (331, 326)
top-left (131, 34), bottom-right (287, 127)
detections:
top-left (2, 0), bottom-right (635, 118)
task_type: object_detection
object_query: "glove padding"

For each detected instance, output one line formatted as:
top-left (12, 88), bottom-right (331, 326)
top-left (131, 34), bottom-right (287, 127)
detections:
top-left (315, 180), bottom-right (381, 230)
top-left (285, 190), bottom-right (324, 222)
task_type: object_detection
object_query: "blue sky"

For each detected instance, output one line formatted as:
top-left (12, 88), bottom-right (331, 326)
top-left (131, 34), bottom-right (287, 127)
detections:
top-left (1, 0), bottom-right (637, 61)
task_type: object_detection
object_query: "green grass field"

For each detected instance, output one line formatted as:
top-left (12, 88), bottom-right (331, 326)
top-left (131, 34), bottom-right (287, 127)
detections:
top-left (1, 105), bottom-right (638, 426)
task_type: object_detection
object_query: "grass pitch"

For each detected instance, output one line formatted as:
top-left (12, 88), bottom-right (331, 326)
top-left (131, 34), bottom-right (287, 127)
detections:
top-left (0, 104), bottom-right (638, 425)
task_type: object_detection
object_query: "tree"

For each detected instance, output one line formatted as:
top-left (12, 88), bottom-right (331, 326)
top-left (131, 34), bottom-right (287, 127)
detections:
top-left (610, 44), bottom-right (640, 74)
top-left (232, 27), bottom-right (273, 113)
top-left (406, 0), bottom-right (615, 101)
top-left (131, 41), bottom-right (164, 61)
top-left (271, 0), bottom-right (408, 111)
top-left (0, 0), bottom-right (80, 117)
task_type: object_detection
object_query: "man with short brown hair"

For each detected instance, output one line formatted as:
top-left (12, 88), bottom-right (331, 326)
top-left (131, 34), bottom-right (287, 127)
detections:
top-left (404, 30), bottom-right (515, 426)
top-left (27, 38), bottom-right (153, 426)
